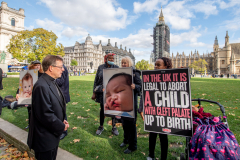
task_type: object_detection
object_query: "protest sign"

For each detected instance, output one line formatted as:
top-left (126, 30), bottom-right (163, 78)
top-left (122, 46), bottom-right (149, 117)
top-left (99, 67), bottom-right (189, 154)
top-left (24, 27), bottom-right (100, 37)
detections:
top-left (142, 68), bottom-right (193, 137)
top-left (103, 67), bottom-right (135, 119)
top-left (18, 69), bottom-right (38, 105)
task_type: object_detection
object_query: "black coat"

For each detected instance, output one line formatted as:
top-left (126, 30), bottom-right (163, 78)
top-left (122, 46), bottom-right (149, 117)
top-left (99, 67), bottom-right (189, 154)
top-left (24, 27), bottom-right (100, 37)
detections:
top-left (93, 63), bottom-right (119, 104)
top-left (56, 65), bottom-right (70, 103)
top-left (132, 68), bottom-right (142, 95)
top-left (0, 68), bottom-right (3, 90)
top-left (27, 73), bottom-right (66, 152)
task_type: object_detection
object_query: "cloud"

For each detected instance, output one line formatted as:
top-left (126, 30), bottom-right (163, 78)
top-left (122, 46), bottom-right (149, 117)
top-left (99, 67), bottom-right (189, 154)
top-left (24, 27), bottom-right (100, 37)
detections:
top-left (170, 26), bottom-right (207, 47)
top-left (36, 18), bottom-right (63, 32)
top-left (40, 0), bottom-right (131, 31)
top-left (83, 28), bottom-right (153, 50)
top-left (133, 0), bottom-right (168, 14)
top-left (217, 0), bottom-right (240, 9)
top-left (133, 0), bottom-right (220, 30)
top-left (61, 27), bottom-right (89, 38)
top-left (190, 1), bottom-right (218, 18)
top-left (25, 25), bottom-right (34, 30)
top-left (222, 17), bottom-right (240, 30)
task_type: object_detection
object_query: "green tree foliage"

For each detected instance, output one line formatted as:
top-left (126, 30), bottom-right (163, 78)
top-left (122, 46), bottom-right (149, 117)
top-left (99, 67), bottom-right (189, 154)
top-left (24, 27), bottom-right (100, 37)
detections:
top-left (135, 59), bottom-right (149, 70)
top-left (7, 28), bottom-right (65, 62)
top-left (71, 59), bottom-right (78, 66)
top-left (189, 59), bottom-right (208, 74)
top-left (149, 63), bottom-right (154, 70)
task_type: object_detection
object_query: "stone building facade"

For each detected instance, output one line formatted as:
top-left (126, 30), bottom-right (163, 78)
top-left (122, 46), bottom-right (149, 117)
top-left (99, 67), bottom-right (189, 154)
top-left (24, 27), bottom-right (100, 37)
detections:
top-left (63, 34), bottom-right (104, 72)
top-left (171, 31), bottom-right (240, 75)
top-left (102, 39), bottom-right (135, 67)
top-left (63, 35), bottom-right (135, 72)
top-left (0, 1), bottom-right (25, 64)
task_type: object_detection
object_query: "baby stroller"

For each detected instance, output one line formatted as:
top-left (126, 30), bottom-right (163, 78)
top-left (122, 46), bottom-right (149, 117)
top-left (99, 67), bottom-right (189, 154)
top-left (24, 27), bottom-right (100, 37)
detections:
top-left (180, 98), bottom-right (230, 160)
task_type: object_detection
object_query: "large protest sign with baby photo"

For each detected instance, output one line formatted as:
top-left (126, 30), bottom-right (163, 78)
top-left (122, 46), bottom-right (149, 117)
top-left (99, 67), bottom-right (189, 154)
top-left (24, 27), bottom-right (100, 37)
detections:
top-left (18, 69), bottom-right (38, 105)
top-left (142, 68), bottom-right (193, 137)
top-left (103, 67), bottom-right (135, 119)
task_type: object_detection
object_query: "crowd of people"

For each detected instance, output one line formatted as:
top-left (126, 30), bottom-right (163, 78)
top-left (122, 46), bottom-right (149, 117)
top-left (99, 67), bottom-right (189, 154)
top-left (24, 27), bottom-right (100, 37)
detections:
top-left (4, 54), bottom-right (173, 160)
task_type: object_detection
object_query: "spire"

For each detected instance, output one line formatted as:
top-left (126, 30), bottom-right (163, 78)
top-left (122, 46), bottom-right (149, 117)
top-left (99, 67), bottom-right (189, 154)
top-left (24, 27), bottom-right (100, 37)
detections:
top-left (226, 31), bottom-right (229, 38)
top-left (159, 6), bottom-right (164, 22)
top-left (214, 36), bottom-right (218, 45)
top-left (225, 31), bottom-right (229, 47)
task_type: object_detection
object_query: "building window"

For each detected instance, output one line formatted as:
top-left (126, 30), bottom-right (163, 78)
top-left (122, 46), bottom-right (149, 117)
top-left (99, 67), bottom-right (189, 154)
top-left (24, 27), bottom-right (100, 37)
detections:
top-left (222, 60), bottom-right (225, 64)
top-left (11, 18), bottom-right (15, 26)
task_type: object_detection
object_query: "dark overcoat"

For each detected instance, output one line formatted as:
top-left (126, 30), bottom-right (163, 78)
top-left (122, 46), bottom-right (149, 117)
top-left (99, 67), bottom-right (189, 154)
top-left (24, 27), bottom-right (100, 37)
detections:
top-left (27, 73), bottom-right (66, 152)
top-left (56, 65), bottom-right (70, 103)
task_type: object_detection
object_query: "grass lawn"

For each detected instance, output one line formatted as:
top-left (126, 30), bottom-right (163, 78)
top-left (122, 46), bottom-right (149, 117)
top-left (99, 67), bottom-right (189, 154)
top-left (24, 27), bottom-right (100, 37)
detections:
top-left (1, 76), bottom-right (240, 160)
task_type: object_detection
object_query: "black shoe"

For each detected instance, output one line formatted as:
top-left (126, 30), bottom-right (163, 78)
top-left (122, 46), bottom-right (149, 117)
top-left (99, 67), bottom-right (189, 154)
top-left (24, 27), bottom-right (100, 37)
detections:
top-left (25, 125), bottom-right (29, 129)
top-left (120, 142), bottom-right (127, 147)
top-left (60, 133), bottom-right (67, 140)
top-left (96, 126), bottom-right (104, 135)
top-left (112, 127), bottom-right (119, 136)
top-left (124, 148), bottom-right (136, 154)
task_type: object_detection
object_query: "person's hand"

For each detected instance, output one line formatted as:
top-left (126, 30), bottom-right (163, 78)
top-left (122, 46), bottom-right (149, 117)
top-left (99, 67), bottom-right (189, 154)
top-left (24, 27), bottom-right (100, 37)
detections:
top-left (102, 88), bottom-right (105, 92)
top-left (63, 120), bottom-right (69, 125)
top-left (63, 120), bottom-right (69, 131)
top-left (64, 124), bottom-right (69, 131)
top-left (192, 105), bottom-right (199, 112)
top-left (23, 93), bottom-right (30, 98)
top-left (16, 94), bottom-right (20, 101)
top-left (91, 93), bottom-right (96, 100)
top-left (140, 112), bottom-right (144, 121)
top-left (131, 84), bottom-right (135, 89)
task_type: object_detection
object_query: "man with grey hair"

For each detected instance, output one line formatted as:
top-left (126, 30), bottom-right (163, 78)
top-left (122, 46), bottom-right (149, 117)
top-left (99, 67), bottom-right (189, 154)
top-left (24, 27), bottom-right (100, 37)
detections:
top-left (27, 55), bottom-right (69, 160)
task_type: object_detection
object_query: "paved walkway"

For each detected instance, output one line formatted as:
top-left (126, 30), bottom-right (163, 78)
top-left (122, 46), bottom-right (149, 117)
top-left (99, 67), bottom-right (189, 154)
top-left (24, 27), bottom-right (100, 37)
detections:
top-left (0, 118), bottom-right (83, 160)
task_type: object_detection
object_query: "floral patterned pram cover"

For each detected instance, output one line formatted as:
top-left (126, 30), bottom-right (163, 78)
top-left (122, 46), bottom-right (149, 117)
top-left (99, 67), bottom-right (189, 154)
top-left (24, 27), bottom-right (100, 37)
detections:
top-left (189, 117), bottom-right (240, 160)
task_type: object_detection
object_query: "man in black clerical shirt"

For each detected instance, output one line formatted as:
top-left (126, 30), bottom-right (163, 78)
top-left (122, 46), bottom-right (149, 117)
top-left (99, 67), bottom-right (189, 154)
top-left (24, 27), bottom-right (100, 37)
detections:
top-left (27, 55), bottom-right (69, 160)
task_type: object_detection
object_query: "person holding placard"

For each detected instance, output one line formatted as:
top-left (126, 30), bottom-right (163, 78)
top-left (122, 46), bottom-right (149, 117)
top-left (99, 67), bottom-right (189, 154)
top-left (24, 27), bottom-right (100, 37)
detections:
top-left (119, 56), bottom-right (142, 154)
top-left (139, 57), bottom-right (172, 160)
top-left (92, 53), bottom-right (119, 136)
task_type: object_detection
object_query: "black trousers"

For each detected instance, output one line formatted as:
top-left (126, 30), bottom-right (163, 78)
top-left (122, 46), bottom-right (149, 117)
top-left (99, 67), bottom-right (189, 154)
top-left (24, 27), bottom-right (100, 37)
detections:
top-left (100, 103), bottom-right (115, 127)
top-left (149, 132), bottom-right (168, 160)
top-left (122, 118), bottom-right (137, 150)
top-left (121, 93), bottom-right (138, 150)
top-left (35, 145), bottom-right (58, 160)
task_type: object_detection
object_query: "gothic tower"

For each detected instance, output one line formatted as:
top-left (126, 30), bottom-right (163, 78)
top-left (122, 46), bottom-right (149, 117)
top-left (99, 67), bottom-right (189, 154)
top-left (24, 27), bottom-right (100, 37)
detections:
top-left (152, 6), bottom-right (170, 61)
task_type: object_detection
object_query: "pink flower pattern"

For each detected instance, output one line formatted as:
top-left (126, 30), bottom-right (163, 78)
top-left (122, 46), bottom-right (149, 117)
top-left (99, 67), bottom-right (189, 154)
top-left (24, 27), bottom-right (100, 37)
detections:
top-left (189, 117), bottom-right (240, 160)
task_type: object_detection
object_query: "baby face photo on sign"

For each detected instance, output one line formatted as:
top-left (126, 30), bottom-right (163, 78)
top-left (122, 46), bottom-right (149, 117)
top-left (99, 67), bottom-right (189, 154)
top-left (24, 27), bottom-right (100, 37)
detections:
top-left (103, 67), bottom-right (134, 118)
top-left (18, 69), bottom-right (38, 105)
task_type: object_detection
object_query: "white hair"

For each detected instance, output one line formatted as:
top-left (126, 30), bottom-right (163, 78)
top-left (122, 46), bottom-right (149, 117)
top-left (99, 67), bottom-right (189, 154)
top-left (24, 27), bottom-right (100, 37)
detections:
top-left (121, 56), bottom-right (133, 67)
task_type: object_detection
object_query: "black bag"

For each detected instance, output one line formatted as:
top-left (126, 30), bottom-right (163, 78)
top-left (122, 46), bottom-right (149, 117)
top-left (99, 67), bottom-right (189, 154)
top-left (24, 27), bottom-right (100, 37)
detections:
top-left (2, 95), bottom-right (14, 109)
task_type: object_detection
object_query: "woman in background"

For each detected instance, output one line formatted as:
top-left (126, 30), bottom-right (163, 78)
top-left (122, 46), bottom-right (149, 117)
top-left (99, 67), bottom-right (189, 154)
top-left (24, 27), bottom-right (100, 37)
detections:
top-left (120, 56), bottom-right (142, 154)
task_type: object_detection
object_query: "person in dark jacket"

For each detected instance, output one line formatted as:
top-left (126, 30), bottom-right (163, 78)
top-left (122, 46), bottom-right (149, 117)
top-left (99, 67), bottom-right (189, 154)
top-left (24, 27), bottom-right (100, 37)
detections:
top-left (120, 56), bottom-right (142, 154)
top-left (91, 53), bottom-right (119, 136)
top-left (0, 68), bottom-right (3, 90)
top-left (27, 55), bottom-right (69, 160)
top-left (139, 57), bottom-right (172, 160)
top-left (56, 63), bottom-right (70, 140)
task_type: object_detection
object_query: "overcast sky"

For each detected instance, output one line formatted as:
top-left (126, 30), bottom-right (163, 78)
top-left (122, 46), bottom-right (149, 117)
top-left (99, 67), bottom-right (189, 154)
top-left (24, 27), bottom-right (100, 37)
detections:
top-left (6, 0), bottom-right (240, 62)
